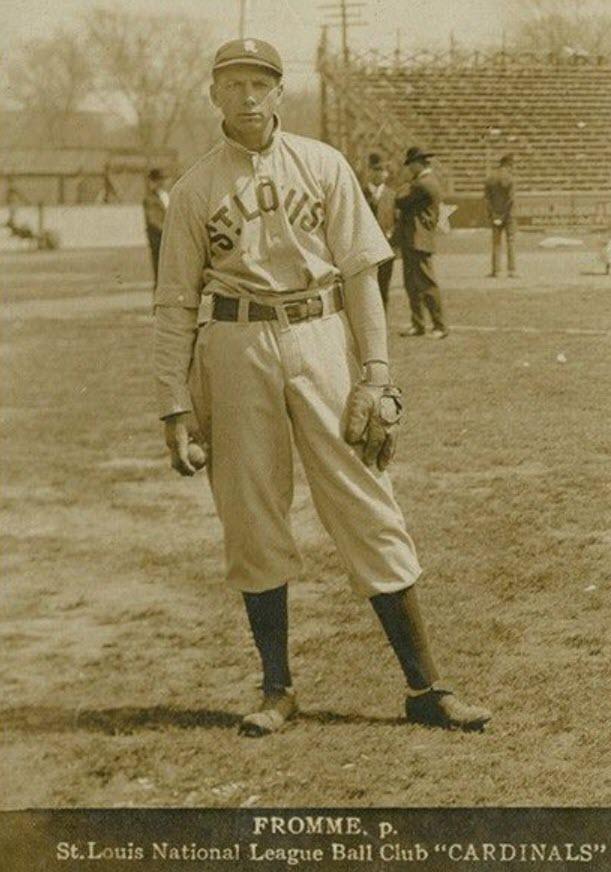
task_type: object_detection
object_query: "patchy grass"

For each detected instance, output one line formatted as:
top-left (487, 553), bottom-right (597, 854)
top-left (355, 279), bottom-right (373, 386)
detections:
top-left (0, 248), bottom-right (609, 809)
top-left (0, 247), bottom-right (153, 303)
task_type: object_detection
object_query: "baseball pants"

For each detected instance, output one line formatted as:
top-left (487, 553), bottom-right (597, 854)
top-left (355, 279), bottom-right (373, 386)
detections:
top-left (189, 308), bottom-right (421, 598)
top-left (400, 248), bottom-right (446, 333)
top-left (491, 219), bottom-right (516, 274)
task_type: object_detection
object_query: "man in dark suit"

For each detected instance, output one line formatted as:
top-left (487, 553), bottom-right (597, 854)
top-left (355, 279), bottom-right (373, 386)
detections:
top-left (484, 154), bottom-right (516, 277)
top-left (143, 168), bottom-right (169, 287)
top-left (395, 146), bottom-right (447, 339)
top-left (362, 153), bottom-right (396, 308)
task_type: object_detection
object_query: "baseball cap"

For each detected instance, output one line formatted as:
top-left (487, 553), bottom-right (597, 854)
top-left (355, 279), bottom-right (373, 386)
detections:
top-left (368, 152), bottom-right (387, 169)
top-left (212, 39), bottom-right (283, 76)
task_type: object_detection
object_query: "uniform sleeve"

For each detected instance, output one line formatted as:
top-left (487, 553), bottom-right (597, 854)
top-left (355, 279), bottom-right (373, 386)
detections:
top-left (155, 186), bottom-right (209, 309)
top-left (343, 267), bottom-right (389, 369)
top-left (323, 152), bottom-right (393, 277)
top-left (154, 306), bottom-right (198, 419)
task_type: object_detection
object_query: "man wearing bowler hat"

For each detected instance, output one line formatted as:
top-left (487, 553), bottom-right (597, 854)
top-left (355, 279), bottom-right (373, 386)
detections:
top-left (395, 147), bottom-right (447, 339)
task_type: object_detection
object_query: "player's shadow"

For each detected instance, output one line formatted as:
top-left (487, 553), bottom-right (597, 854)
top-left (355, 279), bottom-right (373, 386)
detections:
top-left (301, 709), bottom-right (404, 727)
top-left (2, 705), bottom-right (241, 735)
top-left (3, 705), bottom-right (403, 734)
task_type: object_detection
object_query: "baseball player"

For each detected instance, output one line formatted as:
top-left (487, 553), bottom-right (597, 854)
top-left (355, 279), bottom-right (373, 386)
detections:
top-left (484, 154), bottom-right (517, 278)
top-left (154, 38), bottom-right (491, 736)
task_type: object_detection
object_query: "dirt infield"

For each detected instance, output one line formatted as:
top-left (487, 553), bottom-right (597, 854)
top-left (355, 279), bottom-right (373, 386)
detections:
top-left (1, 243), bottom-right (609, 808)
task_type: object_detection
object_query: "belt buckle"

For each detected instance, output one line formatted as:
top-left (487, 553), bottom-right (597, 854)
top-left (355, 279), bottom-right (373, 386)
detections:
top-left (306, 297), bottom-right (323, 319)
top-left (285, 296), bottom-right (322, 323)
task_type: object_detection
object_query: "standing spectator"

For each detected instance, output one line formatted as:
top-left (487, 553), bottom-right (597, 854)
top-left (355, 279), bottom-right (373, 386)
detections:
top-left (395, 146), bottom-right (447, 339)
top-left (143, 168), bottom-right (169, 287)
top-left (484, 154), bottom-right (517, 278)
top-left (362, 153), bottom-right (396, 308)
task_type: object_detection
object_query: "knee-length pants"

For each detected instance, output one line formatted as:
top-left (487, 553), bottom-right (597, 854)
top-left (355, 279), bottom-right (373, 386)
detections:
top-left (189, 309), bottom-right (421, 598)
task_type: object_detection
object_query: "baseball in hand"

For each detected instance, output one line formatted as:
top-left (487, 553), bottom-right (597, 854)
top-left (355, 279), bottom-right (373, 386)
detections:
top-left (187, 441), bottom-right (207, 470)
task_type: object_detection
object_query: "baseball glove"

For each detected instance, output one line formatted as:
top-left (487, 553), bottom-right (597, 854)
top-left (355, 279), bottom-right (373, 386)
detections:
top-left (345, 383), bottom-right (403, 471)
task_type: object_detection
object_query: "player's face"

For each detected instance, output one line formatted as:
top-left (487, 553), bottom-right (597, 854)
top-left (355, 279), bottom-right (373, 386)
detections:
top-left (211, 66), bottom-right (283, 139)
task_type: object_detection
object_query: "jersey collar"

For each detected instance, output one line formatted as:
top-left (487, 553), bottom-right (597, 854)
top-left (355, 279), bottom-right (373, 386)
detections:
top-left (222, 114), bottom-right (282, 156)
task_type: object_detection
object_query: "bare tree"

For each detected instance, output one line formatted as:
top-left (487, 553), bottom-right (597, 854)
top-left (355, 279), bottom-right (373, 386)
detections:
top-left (4, 29), bottom-right (94, 144)
top-left (85, 9), bottom-right (215, 152)
top-left (508, 0), bottom-right (611, 57)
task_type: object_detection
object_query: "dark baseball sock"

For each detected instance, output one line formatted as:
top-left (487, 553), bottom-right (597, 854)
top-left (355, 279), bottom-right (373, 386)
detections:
top-left (370, 586), bottom-right (439, 690)
top-left (242, 584), bottom-right (292, 695)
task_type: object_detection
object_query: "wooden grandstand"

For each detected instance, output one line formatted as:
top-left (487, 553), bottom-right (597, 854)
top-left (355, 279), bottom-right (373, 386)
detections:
top-left (317, 42), bottom-right (611, 199)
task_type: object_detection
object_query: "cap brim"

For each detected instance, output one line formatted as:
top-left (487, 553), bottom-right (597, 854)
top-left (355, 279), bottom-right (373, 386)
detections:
top-left (213, 58), bottom-right (282, 75)
top-left (405, 153), bottom-right (435, 164)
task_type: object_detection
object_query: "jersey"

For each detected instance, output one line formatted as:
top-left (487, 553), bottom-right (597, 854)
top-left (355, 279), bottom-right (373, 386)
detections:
top-left (155, 118), bottom-right (393, 319)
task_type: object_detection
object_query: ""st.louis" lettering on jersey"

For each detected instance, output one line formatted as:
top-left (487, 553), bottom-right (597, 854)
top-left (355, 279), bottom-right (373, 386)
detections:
top-left (156, 119), bottom-right (392, 307)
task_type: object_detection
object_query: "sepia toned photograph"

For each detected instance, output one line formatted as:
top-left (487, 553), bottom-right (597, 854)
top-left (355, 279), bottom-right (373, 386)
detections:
top-left (1, 0), bottom-right (609, 839)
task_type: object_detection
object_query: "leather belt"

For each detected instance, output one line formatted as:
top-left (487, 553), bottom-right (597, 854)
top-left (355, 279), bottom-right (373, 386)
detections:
top-left (212, 285), bottom-right (343, 324)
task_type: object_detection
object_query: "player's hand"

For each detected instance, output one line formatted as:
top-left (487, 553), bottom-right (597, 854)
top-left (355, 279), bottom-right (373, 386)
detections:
top-left (164, 414), bottom-right (206, 476)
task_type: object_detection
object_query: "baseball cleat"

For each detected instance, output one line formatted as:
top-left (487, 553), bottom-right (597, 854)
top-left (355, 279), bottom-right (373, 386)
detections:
top-left (405, 689), bottom-right (491, 731)
top-left (239, 688), bottom-right (298, 737)
top-left (429, 329), bottom-right (448, 340)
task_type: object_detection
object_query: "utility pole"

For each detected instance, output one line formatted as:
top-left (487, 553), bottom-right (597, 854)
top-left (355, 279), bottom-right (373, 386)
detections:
top-left (318, 1), bottom-right (368, 156)
top-left (319, 0), bottom-right (367, 65)
top-left (395, 27), bottom-right (402, 67)
top-left (340, 0), bottom-right (348, 63)
top-left (319, 25), bottom-right (330, 142)
top-left (238, 0), bottom-right (249, 39)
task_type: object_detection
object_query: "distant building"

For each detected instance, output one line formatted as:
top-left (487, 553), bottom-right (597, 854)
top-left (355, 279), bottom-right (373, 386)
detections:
top-left (0, 111), bottom-right (177, 206)
top-left (0, 147), bottom-right (177, 206)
